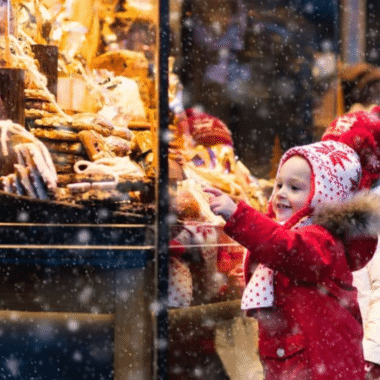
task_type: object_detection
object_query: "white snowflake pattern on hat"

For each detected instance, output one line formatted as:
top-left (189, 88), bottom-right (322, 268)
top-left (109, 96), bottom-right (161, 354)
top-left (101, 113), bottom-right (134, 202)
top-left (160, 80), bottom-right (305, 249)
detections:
top-left (327, 112), bottom-right (359, 137)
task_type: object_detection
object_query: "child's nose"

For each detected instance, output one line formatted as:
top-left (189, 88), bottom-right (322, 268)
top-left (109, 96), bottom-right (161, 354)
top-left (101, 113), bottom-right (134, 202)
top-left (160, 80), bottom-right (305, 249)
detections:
top-left (276, 186), bottom-right (286, 197)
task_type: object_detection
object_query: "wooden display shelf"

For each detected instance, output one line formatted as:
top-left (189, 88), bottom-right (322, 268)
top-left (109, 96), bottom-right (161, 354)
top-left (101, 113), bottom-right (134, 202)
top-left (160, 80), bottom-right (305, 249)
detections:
top-left (0, 190), bottom-right (155, 225)
top-left (0, 309), bottom-right (114, 322)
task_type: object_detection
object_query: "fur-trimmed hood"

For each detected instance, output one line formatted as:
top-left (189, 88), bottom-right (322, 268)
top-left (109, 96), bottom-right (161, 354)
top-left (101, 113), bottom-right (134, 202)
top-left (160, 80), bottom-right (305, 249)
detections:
top-left (313, 190), bottom-right (380, 238)
top-left (313, 190), bottom-right (380, 270)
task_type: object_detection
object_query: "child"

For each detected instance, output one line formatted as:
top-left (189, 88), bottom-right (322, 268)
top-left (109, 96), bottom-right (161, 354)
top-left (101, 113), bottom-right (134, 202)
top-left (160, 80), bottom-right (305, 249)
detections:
top-left (205, 109), bottom-right (380, 380)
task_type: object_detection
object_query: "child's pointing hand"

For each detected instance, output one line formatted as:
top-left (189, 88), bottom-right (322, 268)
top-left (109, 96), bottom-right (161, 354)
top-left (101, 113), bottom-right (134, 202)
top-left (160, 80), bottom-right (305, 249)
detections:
top-left (204, 187), bottom-right (237, 221)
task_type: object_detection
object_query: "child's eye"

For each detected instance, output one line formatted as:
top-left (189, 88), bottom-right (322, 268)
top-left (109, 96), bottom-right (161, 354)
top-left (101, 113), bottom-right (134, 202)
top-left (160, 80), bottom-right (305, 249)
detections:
top-left (276, 183), bottom-right (282, 189)
top-left (291, 185), bottom-right (300, 191)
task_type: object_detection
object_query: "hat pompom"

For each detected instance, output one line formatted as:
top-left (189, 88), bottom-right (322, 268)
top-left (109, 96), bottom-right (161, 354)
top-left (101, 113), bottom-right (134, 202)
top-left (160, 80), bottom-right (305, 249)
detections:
top-left (322, 109), bottom-right (380, 189)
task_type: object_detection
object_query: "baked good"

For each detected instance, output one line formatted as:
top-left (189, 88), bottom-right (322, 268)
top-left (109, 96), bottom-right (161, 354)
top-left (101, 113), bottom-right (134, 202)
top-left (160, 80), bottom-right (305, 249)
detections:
top-left (91, 50), bottom-right (149, 78)
top-left (42, 141), bottom-right (86, 156)
top-left (174, 188), bottom-right (201, 221)
top-left (31, 128), bottom-right (79, 141)
top-left (78, 130), bottom-right (115, 161)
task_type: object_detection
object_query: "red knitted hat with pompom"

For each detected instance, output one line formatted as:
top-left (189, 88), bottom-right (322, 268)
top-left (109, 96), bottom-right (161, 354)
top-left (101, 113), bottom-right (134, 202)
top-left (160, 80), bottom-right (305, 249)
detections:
top-left (322, 107), bottom-right (380, 189)
top-left (177, 108), bottom-right (234, 147)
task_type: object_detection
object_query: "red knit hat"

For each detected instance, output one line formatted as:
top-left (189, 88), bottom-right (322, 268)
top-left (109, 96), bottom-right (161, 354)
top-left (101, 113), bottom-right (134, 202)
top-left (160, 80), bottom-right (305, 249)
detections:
top-left (322, 107), bottom-right (380, 189)
top-left (177, 108), bottom-right (234, 147)
top-left (267, 140), bottom-right (362, 230)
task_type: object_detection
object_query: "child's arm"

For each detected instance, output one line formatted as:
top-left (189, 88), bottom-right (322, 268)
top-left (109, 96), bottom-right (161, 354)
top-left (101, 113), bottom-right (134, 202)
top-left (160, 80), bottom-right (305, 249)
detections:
top-left (222, 201), bottom-right (356, 282)
top-left (204, 188), bottom-right (238, 221)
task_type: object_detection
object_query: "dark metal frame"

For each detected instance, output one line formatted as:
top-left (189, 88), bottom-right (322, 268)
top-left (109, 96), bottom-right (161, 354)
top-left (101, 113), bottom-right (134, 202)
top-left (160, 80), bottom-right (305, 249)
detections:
top-left (155, 0), bottom-right (170, 377)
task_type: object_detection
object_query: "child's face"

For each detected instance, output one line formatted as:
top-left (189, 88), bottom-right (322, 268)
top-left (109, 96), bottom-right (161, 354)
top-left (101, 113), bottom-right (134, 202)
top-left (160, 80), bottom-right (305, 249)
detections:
top-left (272, 156), bottom-right (312, 223)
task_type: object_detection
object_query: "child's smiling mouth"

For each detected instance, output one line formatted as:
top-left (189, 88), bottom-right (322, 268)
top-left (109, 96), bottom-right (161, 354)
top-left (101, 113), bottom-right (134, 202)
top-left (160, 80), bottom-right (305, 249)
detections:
top-left (276, 203), bottom-right (291, 210)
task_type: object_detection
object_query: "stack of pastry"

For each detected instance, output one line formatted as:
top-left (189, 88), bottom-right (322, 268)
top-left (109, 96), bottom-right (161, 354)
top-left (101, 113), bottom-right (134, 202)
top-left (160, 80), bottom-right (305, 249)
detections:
top-left (24, 89), bottom-right (58, 120)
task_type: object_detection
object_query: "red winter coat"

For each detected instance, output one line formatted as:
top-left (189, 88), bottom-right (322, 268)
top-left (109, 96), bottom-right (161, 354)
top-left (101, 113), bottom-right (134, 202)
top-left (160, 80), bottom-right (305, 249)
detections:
top-left (224, 201), bottom-right (378, 380)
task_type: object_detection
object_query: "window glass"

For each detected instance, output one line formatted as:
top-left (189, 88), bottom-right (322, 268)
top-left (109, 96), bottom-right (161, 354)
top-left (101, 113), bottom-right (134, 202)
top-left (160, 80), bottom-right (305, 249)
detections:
top-left (168, 0), bottom-right (340, 378)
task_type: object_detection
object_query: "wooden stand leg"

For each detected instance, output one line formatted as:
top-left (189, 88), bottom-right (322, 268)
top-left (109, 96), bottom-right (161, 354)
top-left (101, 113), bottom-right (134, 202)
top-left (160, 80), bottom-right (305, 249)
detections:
top-left (0, 68), bottom-right (25, 126)
top-left (31, 44), bottom-right (58, 97)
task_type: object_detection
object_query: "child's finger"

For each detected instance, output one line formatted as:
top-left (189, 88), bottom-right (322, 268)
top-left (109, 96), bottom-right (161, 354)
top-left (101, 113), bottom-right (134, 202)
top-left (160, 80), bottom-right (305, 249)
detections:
top-left (210, 204), bottom-right (222, 215)
top-left (210, 201), bottom-right (224, 214)
top-left (204, 187), bottom-right (223, 197)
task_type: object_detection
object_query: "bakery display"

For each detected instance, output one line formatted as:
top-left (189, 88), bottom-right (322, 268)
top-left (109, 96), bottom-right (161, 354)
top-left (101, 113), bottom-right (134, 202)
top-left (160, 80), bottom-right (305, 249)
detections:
top-left (0, 0), bottom-right (270, 225)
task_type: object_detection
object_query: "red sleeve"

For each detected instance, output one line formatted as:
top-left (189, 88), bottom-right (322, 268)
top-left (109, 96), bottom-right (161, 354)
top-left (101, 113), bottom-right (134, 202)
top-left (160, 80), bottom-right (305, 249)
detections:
top-left (224, 201), bottom-right (347, 282)
top-left (345, 238), bottom-right (378, 271)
